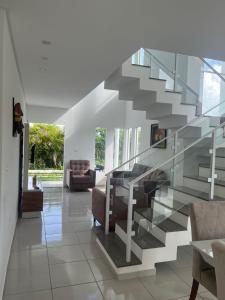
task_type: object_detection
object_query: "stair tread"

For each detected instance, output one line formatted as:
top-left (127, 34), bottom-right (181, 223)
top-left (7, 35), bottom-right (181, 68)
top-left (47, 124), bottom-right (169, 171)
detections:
top-left (199, 163), bottom-right (225, 171)
top-left (116, 220), bottom-right (165, 249)
top-left (135, 207), bottom-right (186, 232)
top-left (96, 231), bottom-right (141, 268)
top-left (171, 185), bottom-right (225, 201)
top-left (154, 198), bottom-right (190, 216)
top-left (184, 175), bottom-right (225, 187)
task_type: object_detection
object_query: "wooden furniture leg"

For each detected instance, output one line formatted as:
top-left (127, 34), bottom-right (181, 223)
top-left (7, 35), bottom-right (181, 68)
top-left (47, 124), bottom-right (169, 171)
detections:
top-left (189, 279), bottom-right (199, 300)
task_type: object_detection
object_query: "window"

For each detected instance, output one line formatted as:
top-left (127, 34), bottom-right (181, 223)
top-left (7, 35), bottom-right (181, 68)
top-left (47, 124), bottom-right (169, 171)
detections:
top-left (201, 59), bottom-right (225, 114)
top-left (134, 127), bottom-right (142, 162)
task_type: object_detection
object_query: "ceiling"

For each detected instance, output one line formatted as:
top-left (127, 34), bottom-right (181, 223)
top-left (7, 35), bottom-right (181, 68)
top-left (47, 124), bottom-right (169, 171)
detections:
top-left (1, 0), bottom-right (225, 109)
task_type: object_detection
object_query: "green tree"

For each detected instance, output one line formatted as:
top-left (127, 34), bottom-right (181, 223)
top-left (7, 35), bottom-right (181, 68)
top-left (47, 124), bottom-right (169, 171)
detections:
top-left (29, 124), bottom-right (64, 169)
top-left (95, 127), bottom-right (106, 166)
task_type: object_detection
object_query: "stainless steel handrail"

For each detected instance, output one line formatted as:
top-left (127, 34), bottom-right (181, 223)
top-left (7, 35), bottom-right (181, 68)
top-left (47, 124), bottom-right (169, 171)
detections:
top-left (130, 120), bottom-right (225, 185)
top-left (105, 98), bottom-right (225, 176)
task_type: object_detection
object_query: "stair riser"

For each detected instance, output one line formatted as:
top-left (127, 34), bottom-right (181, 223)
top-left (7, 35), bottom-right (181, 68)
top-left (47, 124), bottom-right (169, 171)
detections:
top-left (96, 238), bottom-right (156, 278)
top-left (169, 188), bottom-right (206, 204)
top-left (184, 137), bottom-right (212, 148)
top-left (115, 224), bottom-right (143, 261)
top-left (140, 77), bottom-right (166, 91)
top-left (134, 211), bottom-right (166, 244)
top-left (199, 166), bottom-right (225, 181)
top-left (115, 223), bottom-right (190, 267)
top-left (134, 209), bottom-right (190, 247)
top-left (164, 221), bottom-right (191, 247)
top-left (115, 224), bottom-right (179, 266)
top-left (132, 90), bottom-right (181, 108)
top-left (178, 126), bottom-right (202, 139)
top-left (215, 157), bottom-right (225, 168)
top-left (152, 201), bottom-right (189, 228)
top-left (145, 104), bottom-right (173, 119)
top-left (118, 79), bottom-right (141, 100)
top-left (158, 115), bottom-right (187, 129)
top-left (122, 59), bottom-right (150, 79)
top-left (183, 177), bottom-right (225, 198)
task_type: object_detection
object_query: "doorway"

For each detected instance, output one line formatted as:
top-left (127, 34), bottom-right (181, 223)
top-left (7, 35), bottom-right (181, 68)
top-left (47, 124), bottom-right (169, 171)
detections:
top-left (95, 127), bottom-right (106, 186)
top-left (28, 123), bottom-right (65, 188)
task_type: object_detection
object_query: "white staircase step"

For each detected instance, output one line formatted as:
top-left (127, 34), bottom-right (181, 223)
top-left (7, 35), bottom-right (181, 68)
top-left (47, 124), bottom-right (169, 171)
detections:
top-left (116, 220), bottom-right (165, 250)
top-left (168, 186), bottom-right (225, 204)
top-left (104, 70), bottom-right (139, 91)
top-left (115, 220), bottom-right (178, 267)
top-left (183, 137), bottom-right (212, 148)
top-left (157, 115), bottom-right (188, 128)
top-left (145, 103), bottom-right (173, 119)
top-left (146, 103), bottom-right (195, 120)
top-left (178, 126), bottom-right (202, 139)
top-left (119, 88), bottom-right (156, 102)
top-left (199, 164), bottom-right (225, 181)
top-left (183, 175), bottom-right (225, 198)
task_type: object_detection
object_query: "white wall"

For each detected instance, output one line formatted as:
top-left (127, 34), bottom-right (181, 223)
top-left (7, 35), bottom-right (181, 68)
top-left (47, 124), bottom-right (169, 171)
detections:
top-left (56, 80), bottom-right (175, 185)
top-left (56, 82), bottom-right (126, 174)
top-left (0, 10), bottom-right (25, 298)
top-left (26, 104), bottom-right (68, 124)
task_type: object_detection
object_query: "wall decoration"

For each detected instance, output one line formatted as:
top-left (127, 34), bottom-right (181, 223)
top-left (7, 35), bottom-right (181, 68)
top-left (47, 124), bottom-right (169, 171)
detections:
top-left (150, 123), bottom-right (167, 149)
top-left (12, 97), bottom-right (24, 137)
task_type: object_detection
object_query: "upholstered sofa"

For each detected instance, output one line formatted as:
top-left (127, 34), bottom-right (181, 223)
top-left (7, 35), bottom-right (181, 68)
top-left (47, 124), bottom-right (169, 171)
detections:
top-left (66, 160), bottom-right (96, 191)
top-left (111, 163), bottom-right (168, 189)
top-left (110, 163), bottom-right (170, 193)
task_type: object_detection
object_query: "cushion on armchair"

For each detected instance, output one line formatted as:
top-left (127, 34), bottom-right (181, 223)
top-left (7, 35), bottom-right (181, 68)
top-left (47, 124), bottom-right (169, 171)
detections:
top-left (67, 160), bottom-right (96, 190)
top-left (70, 160), bottom-right (90, 175)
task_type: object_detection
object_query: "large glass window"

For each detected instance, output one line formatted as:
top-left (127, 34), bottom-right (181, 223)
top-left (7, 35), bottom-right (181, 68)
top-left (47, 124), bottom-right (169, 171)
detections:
top-left (95, 127), bottom-right (106, 169)
top-left (202, 59), bottom-right (225, 114)
top-left (113, 128), bottom-right (125, 168)
top-left (134, 127), bottom-right (142, 162)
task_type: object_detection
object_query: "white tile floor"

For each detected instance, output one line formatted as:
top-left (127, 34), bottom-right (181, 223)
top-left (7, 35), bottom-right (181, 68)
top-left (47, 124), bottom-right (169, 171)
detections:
top-left (3, 187), bottom-right (217, 300)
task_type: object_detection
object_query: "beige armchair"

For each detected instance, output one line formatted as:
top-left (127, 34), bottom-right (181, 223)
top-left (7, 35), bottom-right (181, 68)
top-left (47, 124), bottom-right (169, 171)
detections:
top-left (189, 202), bottom-right (225, 300)
top-left (212, 241), bottom-right (225, 300)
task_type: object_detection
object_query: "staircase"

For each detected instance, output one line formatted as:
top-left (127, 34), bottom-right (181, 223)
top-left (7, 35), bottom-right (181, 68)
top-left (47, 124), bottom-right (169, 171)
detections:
top-left (96, 49), bottom-right (225, 278)
top-left (104, 53), bottom-right (197, 129)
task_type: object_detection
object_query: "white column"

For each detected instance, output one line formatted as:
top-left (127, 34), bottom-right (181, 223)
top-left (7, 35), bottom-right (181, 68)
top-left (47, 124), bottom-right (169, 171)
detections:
top-left (23, 123), bottom-right (29, 190)
top-left (113, 129), bottom-right (120, 168)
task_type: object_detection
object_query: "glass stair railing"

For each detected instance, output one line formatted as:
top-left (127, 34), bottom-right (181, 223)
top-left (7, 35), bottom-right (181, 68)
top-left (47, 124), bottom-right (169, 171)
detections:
top-left (107, 119), bottom-right (225, 262)
top-left (132, 48), bottom-right (225, 116)
top-left (102, 48), bottom-right (225, 263)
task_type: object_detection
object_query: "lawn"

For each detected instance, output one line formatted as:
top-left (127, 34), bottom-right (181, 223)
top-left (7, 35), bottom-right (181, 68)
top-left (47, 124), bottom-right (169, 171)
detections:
top-left (28, 170), bottom-right (64, 181)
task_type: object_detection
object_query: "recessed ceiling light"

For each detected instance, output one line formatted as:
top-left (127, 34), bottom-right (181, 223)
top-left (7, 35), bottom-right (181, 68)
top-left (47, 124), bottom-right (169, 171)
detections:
top-left (42, 40), bottom-right (51, 45)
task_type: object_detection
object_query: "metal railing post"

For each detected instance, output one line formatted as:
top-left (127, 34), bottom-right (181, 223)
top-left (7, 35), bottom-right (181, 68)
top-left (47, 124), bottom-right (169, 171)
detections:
top-left (105, 174), bottom-right (111, 234)
top-left (174, 53), bottom-right (177, 91)
top-left (149, 53), bottom-right (152, 77)
top-left (172, 132), bottom-right (178, 186)
top-left (209, 130), bottom-right (217, 200)
top-left (126, 183), bottom-right (136, 262)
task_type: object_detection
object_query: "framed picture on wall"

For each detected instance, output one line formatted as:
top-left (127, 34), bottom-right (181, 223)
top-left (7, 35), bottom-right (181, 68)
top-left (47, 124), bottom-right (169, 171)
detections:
top-left (150, 124), bottom-right (167, 149)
